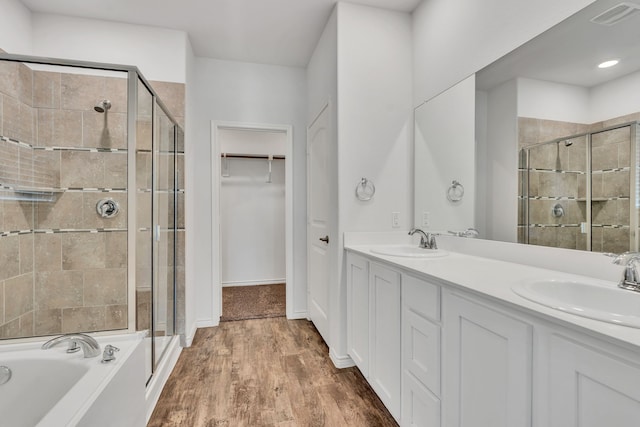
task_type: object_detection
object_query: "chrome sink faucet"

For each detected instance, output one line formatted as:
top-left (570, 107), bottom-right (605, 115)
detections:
top-left (609, 252), bottom-right (640, 292)
top-left (409, 228), bottom-right (438, 250)
top-left (42, 333), bottom-right (101, 358)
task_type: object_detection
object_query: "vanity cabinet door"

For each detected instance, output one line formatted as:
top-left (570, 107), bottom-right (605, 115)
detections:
top-left (346, 252), bottom-right (370, 377)
top-left (369, 262), bottom-right (401, 421)
top-left (443, 292), bottom-right (533, 427)
top-left (548, 334), bottom-right (640, 427)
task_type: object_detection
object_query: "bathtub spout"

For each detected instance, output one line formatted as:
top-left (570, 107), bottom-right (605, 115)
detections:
top-left (42, 333), bottom-right (101, 358)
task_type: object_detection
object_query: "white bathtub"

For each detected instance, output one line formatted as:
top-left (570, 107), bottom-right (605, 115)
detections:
top-left (0, 333), bottom-right (146, 427)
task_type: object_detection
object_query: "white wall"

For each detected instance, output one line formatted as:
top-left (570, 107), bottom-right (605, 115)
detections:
top-left (415, 76), bottom-right (476, 233)
top-left (193, 58), bottom-right (307, 325)
top-left (589, 70), bottom-right (640, 122)
top-left (0, 0), bottom-right (32, 54)
top-left (484, 79), bottom-right (518, 242)
top-left (221, 158), bottom-right (286, 286)
top-left (31, 13), bottom-right (187, 83)
top-left (331, 2), bottom-right (412, 360)
top-left (517, 78), bottom-right (590, 123)
top-left (412, 0), bottom-right (597, 107)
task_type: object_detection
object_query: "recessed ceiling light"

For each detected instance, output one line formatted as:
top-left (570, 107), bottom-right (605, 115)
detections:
top-left (598, 59), bottom-right (620, 68)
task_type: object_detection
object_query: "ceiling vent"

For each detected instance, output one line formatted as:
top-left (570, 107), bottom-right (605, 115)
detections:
top-left (590, 2), bottom-right (640, 25)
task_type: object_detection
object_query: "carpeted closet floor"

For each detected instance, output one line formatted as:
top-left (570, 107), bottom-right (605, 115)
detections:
top-left (220, 283), bottom-right (286, 321)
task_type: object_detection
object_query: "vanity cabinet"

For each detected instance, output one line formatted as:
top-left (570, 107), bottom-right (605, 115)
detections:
top-left (401, 274), bottom-right (441, 427)
top-left (546, 334), bottom-right (640, 427)
top-left (346, 252), bottom-right (370, 376)
top-left (443, 291), bottom-right (533, 427)
top-left (345, 249), bottom-right (640, 427)
top-left (345, 253), bottom-right (401, 420)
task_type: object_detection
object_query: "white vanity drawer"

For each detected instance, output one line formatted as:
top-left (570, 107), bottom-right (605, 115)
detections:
top-left (403, 306), bottom-right (440, 396)
top-left (402, 369), bottom-right (441, 427)
top-left (403, 274), bottom-right (440, 322)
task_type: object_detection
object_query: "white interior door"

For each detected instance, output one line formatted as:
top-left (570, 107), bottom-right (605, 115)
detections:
top-left (307, 104), bottom-right (331, 342)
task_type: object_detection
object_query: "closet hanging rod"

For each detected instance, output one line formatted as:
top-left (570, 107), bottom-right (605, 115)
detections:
top-left (220, 153), bottom-right (285, 160)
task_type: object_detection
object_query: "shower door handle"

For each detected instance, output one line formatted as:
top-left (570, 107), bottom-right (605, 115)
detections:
top-left (155, 225), bottom-right (161, 242)
top-left (319, 236), bottom-right (329, 244)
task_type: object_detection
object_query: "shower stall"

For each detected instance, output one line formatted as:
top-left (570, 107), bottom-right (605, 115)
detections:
top-left (0, 53), bottom-right (185, 383)
top-left (519, 121), bottom-right (639, 253)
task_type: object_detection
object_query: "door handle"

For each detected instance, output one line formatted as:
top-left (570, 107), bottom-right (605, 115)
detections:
top-left (319, 236), bottom-right (329, 244)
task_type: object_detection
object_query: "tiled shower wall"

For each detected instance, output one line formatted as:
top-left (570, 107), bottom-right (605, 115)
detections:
top-left (518, 113), bottom-right (639, 253)
top-left (0, 59), bottom-right (186, 340)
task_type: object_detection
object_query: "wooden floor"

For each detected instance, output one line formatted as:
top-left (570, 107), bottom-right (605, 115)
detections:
top-left (148, 317), bottom-right (398, 427)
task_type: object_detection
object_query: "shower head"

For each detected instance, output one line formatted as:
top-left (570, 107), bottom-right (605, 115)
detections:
top-left (564, 140), bottom-right (573, 147)
top-left (94, 99), bottom-right (112, 113)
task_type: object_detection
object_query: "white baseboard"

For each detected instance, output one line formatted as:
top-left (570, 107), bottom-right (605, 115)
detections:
top-left (287, 310), bottom-right (308, 320)
top-left (145, 335), bottom-right (182, 423)
top-left (196, 318), bottom-right (219, 328)
top-left (329, 347), bottom-right (355, 369)
top-left (222, 278), bottom-right (285, 287)
top-left (182, 322), bottom-right (199, 347)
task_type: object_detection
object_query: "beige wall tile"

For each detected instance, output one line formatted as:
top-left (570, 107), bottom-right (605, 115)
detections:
top-left (84, 268), bottom-right (127, 306)
top-left (61, 74), bottom-right (105, 112)
top-left (36, 192), bottom-right (84, 229)
top-left (17, 63), bottom-right (32, 107)
top-left (105, 231), bottom-right (127, 269)
top-left (136, 151), bottom-right (152, 190)
top-left (592, 126), bottom-right (630, 147)
top-left (176, 230), bottom-right (185, 268)
top-left (104, 77), bottom-right (128, 114)
top-left (20, 233), bottom-right (33, 274)
top-left (3, 95), bottom-right (34, 143)
top-left (82, 111), bottom-right (127, 149)
top-left (0, 61), bottom-right (19, 99)
top-left (602, 227), bottom-right (630, 253)
top-left (177, 192), bottom-right (185, 229)
top-left (60, 151), bottom-right (103, 188)
top-left (0, 235), bottom-right (20, 281)
top-left (591, 227), bottom-right (604, 252)
top-left (556, 227), bottom-right (578, 250)
top-left (136, 119), bottom-right (153, 151)
top-left (4, 272), bottom-right (33, 321)
top-left (149, 81), bottom-right (185, 118)
top-left (0, 138), bottom-right (19, 186)
top-left (136, 289), bottom-right (151, 331)
top-left (105, 304), bottom-right (127, 330)
top-left (36, 109), bottom-right (82, 148)
top-left (104, 152), bottom-right (128, 188)
top-left (61, 232), bottom-right (106, 270)
top-left (602, 170), bottom-right (630, 198)
top-left (0, 317), bottom-right (20, 339)
top-left (32, 150), bottom-right (61, 188)
top-left (137, 192), bottom-right (151, 228)
top-left (35, 270), bottom-right (83, 310)
top-left (62, 306), bottom-right (105, 333)
top-left (529, 227), bottom-right (557, 248)
top-left (34, 233), bottom-right (62, 271)
top-left (592, 144), bottom-right (619, 171)
top-left (3, 199), bottom-right (33, 231)
top-left (33, 71), bottom-right (61, 109)
top-left (592, 200), bottom-right (617, 225)
top-left (34, 308), bottom-right (62, 336)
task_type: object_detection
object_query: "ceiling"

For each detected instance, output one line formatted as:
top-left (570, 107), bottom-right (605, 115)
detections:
top-left (477, 0), bottom-right (640, 90)
top-left (19, 0), bottom-right (421, 67)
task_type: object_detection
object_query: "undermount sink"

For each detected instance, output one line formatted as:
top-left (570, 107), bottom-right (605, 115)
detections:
top-left (512, 279), bottom-right (640, 328)
top-left (369, 245), bottom-right (448, 258)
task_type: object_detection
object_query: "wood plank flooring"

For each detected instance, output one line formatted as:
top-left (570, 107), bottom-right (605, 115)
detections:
top-left (148, 317), bottom-right (398, 427)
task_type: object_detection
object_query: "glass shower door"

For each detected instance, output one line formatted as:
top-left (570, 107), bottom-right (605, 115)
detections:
top-left (152, 102), bottom-right (176, 368)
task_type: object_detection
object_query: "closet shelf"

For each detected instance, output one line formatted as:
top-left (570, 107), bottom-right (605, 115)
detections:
top-left (220, 153), bottom-right (285, 159)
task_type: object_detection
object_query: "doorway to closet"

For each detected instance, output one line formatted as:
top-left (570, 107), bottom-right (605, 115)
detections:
top-left (211, 122), bottom-right (293, 322)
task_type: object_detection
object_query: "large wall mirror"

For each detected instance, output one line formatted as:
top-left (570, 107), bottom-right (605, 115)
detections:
top-left (417, 0), bottom-right (640, 253)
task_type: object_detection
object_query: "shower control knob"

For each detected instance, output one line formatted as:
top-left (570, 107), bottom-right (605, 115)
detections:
top-left (96, 198), bottom-right (120, 218)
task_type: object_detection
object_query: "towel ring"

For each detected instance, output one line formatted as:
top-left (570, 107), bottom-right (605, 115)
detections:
top-left (447, 180), bottom-right (464, 202)
top-left (355, 178), bottom-right (375, 201)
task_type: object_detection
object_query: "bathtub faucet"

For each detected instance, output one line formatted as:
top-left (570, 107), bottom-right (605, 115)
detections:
top-left (42, 333), bottom-right (101, 358)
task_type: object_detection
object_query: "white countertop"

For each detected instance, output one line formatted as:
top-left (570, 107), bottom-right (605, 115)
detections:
top-left (345, 243), bottom-right (640, 350)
